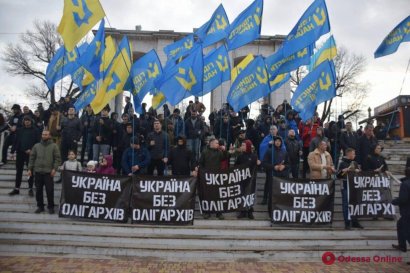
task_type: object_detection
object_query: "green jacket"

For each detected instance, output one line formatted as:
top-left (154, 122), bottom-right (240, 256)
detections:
top-left (28, 139), bottom-right (61, 174)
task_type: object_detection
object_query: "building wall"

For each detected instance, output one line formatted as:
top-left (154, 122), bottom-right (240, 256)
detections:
top-left (106, 28), bottom-right (289, 115)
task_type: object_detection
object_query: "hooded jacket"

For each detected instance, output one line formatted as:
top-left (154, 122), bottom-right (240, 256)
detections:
top-left (96, 155), bottom-right (116, 175)
top-left (28, 139), bottom-right (61, 173)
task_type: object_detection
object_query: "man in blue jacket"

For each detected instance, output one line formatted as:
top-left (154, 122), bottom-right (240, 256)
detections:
top-left (121, 136), bottom-right (150, 176)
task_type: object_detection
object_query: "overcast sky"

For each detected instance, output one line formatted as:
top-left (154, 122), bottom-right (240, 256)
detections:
top-left (0, 0), bottom-right (409, 114)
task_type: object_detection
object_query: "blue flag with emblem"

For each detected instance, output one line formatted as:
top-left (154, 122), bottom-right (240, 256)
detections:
top-left (46, 43), bottom-right (88, 89)
top-left (164, 34), bottom-right (196, 62)
top-left (78, 19), bottom-right (105, 80)
top-left (195, 4), bottom-right (230, 48)
top-left (157, 45), bottom-right (203, 106)
top-left (265, 45), bottom-right (313, 80)
top-left (226, 0), bottom-right (263, 51)
top-left (227, 55), bottom-right (270, 112)
top-left (130, 49), bottom-right (163, 114)
top-left (269, 72), bottom-right (290, 93)
top-left (282, 0), bottom-right (330, 57)
top-left (195, 45), bottom-right (230, 96)
top-left (374, 15), bottom-right (410, 58)
top-left (74, 80), bottom-right (99, 111)
top-left (291, 60), bottom-right (336, 121)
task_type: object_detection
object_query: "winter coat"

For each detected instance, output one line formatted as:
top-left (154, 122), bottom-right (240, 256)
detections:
top-left (96, 155), bottom-right (116, 175)
top-left (121, 147), bottom-right (150, 175)
top-left (61, 116), bottom-right (82, 141)
top-left (28, 139), bottom-right (61, 174)
top-left (92, 116), bottom-right (113, 145)
top-left (168, 145), bottom-right (194, 175)
top-left (392, 177), bottom-right (410, 216)
top-left (12, 125), bottom-right (40, 153)
top-left (307, 148), bottom-right (334, 179)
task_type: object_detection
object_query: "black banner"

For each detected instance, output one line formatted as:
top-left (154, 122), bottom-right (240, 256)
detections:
top-left (347, 171), bottom-right (395, 218)
top-left (271, 177), bottom-right (335, 225)
top-left (198, 164), bottom-right (256, 213)
top-left (59, 171), bottom-right (132, 223)
top-left (131, 176), bottom-right (197, 225)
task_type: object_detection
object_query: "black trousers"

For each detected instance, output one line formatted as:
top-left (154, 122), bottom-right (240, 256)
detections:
top-left (2, 133), bottom-right (15, 164)
top-left (148, 159), bottom-right (165, 176)
top-left (61, 138), bottom-right (78, 162)
top-left (15, 151), bottom-right (33, 189)
top-left (397, 215), bottom-right (410, 250)
top-left (35, 172), bottom-right (54, 209)
top-left (289, 162), bottom-right (299, 179)
top-left (302, 147), bottom-right (310, 178)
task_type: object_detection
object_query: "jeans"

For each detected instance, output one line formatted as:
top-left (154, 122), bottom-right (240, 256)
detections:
top-left (92, 144), bottom-right (110, 161)
top-left (186, 138), bottom-right (200, 162)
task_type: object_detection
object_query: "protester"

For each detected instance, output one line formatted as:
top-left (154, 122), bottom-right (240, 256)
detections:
top-left (356, 124), bottom-right (377, 171)
top-left (96, 154), bottom-right (116, 175)
top-left (308, 140), bottom-right (335, 179)
top-left (235, 140), bottom-right (259, 219)
top-left (60, 150), bottom-right (82, 172)
top-left (366, 144), bottom-right (388, 172)
top-left (60, 107), bottom-right (82, 162)
top-left (392, 157), bottom-right (410, 253)
top-left (198, 138), bottom-right (229, 220)
top-left (285, 129), bottom-right (302, 179)
top-left (1, 104), bottom-right (22, 165)
top-left (28, 130), bottom-right (61, 214)
top-left (262, 136), bottom-right (289, 212)
top-left (168, 136), bottom-right (194, 176)
top-left (9, 115), bottom-right (40, 196)
top-left (337, 148), bottom-right (363, 229)
top-left (121, 136), bottom-right (150, 176)
top-left (92, 105), bottom-right (113, 161)
top-left (86, 160), bottom-right (98, 173)
top-left (147, 119), bottom-right (169, 176)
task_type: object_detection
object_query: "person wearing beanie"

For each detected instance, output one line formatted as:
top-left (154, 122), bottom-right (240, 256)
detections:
top-left (392, 157), bottom-right (410, 254)
top-left (235, 139), bottom-right (260, 219)
top-left (86, 160), bottom-right (98, 173)
top-left (121, 136), bottom-right (150, 176)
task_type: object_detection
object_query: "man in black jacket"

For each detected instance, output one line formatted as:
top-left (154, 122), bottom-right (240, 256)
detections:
top-left (168, 136), bottom-right (194, 175)
top-left (60, 107), bottom-right (82, 161)
top-left (9, 116), bottom-right (40, 196)
top-left (80, 105), bottom-right (95, 165)
top-left (356, 124), bottom-right (377, 171)
top-left (392, 157), bottom-right (410, 253)
top-left (92, 105), bottom-right (113, 161)
top-left (147, 119), bottom-right (169, 176)
top-left (185, 111), bottom-right (203, 162)
top-left (340, 122), bottom-right (357, 155)
top-left (285, 129), bottom-right (302, 179)
top-left (1, 104), bottom-right (23, 165)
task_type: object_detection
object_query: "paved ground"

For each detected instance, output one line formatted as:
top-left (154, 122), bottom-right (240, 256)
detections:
top-left (0, 256), bottom-right (409, 273)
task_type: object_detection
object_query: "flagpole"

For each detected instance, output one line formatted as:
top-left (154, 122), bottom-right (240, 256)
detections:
top-left (398, 57), bottom-right (410, 96)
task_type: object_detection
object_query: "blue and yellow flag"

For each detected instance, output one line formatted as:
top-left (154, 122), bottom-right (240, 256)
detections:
top-left (374, 15), bottom-right (410, 58)
top-left (157, 45), bottom-right (203, 106)
top-left (90, 36), bottom-right (132, 114)
top-left (227, 56), bottom-right (270, 112)
top-left (283, 0), bottom-right (330, 57)
top-left (265, 45), bottom-right (313, 80)
top-left (58, 0), bottom-right (105, 52)
top-left (309, 35), bottom-right (337, 69)
top-left (78, 19), bottom-right (105, 80)
top-left (130, 49), bottom-right (163, 114)
top-left (231, 54), bottom-right (254, 83)
top-left (46, 43), bottom-right (88, 89)
top-left (152, 91), bottom-right (166, 110)
top-left (291, 60), bottom-right (336, 121)
top-left (74, 36), bottom-right (116, 111)
top-left (226, 0), bottom-right (263, 51)
top-left (164, 34), bottom-right (196, 62)
top-left (197, 45), bottom-right (230, 96)
top-left (269, 72), bottom-right (290, 93)
top-left (195, 4), bottom-right (230, 48)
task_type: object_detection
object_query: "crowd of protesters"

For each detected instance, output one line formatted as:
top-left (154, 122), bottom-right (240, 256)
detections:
top-left (0, 96), bottom-right (391, 222)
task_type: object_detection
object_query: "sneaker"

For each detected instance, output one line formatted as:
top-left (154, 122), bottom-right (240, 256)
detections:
top-left (8, 189), bottom-right (20, 196)
top-left (216, 212), bottom-right (224, 220)
top-left (28, 189), bottom-right (34, 197)
top-left (48, 208), bottom-right (55, 214)
top-left (35, 207), bottom-right (44, 214)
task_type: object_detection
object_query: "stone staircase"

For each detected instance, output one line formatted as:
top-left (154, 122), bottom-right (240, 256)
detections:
top-left (0, 161), bottom-right (408, 262)
top-left (381, 139), bottom-right (410, 175)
